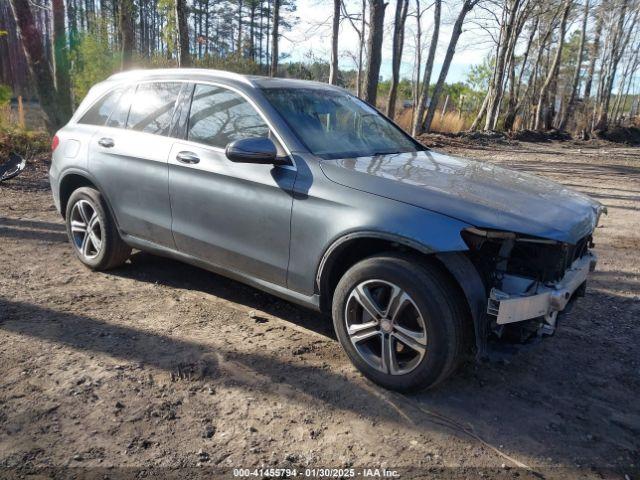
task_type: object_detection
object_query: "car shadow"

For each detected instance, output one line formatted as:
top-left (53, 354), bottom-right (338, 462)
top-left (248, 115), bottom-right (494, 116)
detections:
top-left (108, 252), bottom-right (640, 469)
top-left (0, 298), bottom-right (411, 428)
top-left (113, 251), bottom-right (335, 340)
top-left (0, 217), bottom-right (67, 243)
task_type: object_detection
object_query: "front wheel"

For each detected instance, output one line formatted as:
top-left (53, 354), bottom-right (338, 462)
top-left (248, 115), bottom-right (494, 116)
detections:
top-left (332, 253), bottom-right (467, 391)
top-left (65, 187), bottom-right (131, 270)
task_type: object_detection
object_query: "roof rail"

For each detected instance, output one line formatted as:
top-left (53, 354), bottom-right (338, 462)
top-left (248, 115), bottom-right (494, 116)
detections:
top-left (107, 68), bottom-right (254, 86)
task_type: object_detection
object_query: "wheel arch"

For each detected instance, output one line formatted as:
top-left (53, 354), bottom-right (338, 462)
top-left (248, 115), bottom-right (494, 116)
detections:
top-left (316, 232), bottom-right (487, 356)
top-left (58, 171), bottom-right (118, 231)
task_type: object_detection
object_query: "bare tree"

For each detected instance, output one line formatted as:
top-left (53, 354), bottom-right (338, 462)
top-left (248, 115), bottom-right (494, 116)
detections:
top-left (270, 0), bottom-right (280, 76)
top-left (329, 0), bottom-right (341, 85)
top-left (422, 0), bottom-right (480, 133)
top-left (52, 0), bottom-right (72, 120)
top-left (120, 0), bottom-right (136, 69)
top-left (583, 1), bottom-right (603, 100)
top-left (502, 14), bottom-right (540, 131)
top-left (557, 0), bottom-right (589, 129)
top-left (483, 0), bottom-right (531, 131)
top-left (176, 0), bottom-right (191, 67)
top-left (237, 0), bottom-right (244, 53)
top-left (593, 0), bottom-right (638, 130)
top-left (342, 0), bottom-right (367, 96)
top-left (410, 0), bottom-right (424, 114)
top-left (611, 40), bottom-right (640, 122)
top-left (386, 0), bottom-right (409, 118)
top-left (412, 0), bottom-right (441, 136)
top-left (534, 0), bottom-right (571, 130)
top-left (363, 0), bottom-right (387, 104)
top-left (8, 0), bottom-right (66, 132)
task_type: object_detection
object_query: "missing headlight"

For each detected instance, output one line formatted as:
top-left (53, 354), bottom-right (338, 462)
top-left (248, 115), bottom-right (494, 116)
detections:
top-left (461, 228), bottom-right (591, 285)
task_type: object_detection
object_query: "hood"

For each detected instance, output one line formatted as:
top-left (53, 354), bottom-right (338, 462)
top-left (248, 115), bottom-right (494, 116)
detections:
top-left (319, 150), bottom-right (603, 244)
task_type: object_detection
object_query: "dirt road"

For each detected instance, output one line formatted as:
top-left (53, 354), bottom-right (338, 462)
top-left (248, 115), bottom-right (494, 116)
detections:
top-left (1, 140), bottom-right (638, 479)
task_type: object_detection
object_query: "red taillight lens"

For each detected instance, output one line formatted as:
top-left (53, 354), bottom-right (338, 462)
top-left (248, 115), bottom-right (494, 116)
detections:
top-left (51, 135), bottom-right (60, 152)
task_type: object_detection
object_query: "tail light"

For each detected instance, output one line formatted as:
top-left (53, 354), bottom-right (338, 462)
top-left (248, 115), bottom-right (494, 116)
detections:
top-left (51, 135), bottom-right (60, 152)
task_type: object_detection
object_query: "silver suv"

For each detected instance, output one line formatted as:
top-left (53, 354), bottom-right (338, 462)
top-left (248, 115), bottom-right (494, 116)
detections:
top-left (50, 69), bottom-right (603, 391)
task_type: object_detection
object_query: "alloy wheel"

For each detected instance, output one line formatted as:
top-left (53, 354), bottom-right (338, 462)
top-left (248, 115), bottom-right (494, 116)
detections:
top-left (345, 279), bottom-right (428, 375)
top-left (70, 199), bottom-right (103, 260)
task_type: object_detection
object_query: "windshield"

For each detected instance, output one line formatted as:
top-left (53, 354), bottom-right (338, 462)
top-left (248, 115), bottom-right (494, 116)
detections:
top-left (261, 87), bottom-right (426, 160)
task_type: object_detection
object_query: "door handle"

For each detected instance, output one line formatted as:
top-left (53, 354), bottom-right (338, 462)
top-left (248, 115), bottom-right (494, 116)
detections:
top-left (176, 151), bottom-right (200, 164)
top-left (98, 137), bottom-right (114, 148)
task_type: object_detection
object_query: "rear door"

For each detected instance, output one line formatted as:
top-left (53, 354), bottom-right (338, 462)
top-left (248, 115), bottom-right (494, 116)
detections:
top-left (168, 83), bottom-right (296, 286)
top-left (89, 81), bottom-right (185, 248)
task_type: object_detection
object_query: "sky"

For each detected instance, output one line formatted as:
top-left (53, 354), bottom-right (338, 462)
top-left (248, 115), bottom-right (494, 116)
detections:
top-left (279, 0), bottom-right (497, 84)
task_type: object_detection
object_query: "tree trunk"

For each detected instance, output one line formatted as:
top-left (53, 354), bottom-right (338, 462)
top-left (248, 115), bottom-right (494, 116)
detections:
top-left (593, 0), bottom-right (635, 130)
top-left (583, 2), bottom-right (603, 100)
top-left (204, 0), bottom-right (210, 55)
top-left (269, 0), bottom-right (280, 77)
top-left (356, 0), bottom-right (365, 97)
top-left (411, 0), bottom-right (423, 115)
top-left (8, 0), bottom-right (65, 132)
top-left (484, 0), bottom-right (522, 131)
top-left (67, 0), bottom-right (78, 52)
top-left (363, 0), bottom-right (387, 105)
top-left (503, 15), bottom-right (539, 131)
top-left (176, 0), bottom-right (191, 67)
top-left (422, 0), bottom-right (478, 133)
top-left (386, 0), bottom-right (409, 118)
top-left (329, 0), bottom-right (341, 85)
top-left (237, 0), bottom-right (243, 54)
top-left (249, 1), bottom-right (256, 60)
top-left (558, 0), bottom-right (589, 130)
top-left (412, 0), bottom-right (440, 136)
top-left (120, 0), bottom-right (135, 69)
top-left (534, 0), bottom-right (571, 131)
top-left (51, 0), bottom-right (72, 117)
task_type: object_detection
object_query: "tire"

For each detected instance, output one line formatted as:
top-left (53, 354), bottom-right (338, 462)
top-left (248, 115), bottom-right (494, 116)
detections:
top-left (332, 253), bottom-right (466, 392)
top-left (65, 187), bottom-right (131, 270)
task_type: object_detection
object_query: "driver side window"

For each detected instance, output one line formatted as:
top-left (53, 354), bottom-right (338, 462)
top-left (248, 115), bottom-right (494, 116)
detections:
top-left (187, 84), bottom-right (270, 149)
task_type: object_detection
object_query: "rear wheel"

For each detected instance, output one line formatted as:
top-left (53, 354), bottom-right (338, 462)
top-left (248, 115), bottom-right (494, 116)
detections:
top-left (65, 187), bottom-right (131, 270)
top-left (332, 253), bottom-right (466, 391)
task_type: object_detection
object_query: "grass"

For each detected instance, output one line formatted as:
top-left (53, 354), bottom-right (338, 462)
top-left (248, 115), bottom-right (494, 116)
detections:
top-left (393, 107), bottom-right (470, 134)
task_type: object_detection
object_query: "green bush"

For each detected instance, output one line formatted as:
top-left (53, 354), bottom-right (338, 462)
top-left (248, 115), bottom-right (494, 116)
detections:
top-left (0, 125), bottom-right (51, 160)
top-left (0, 84), bottom-right (11, 105)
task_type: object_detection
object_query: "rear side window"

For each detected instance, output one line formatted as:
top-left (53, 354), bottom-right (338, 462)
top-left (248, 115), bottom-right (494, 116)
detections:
top-left (187, 84), bottom-right (269, 148)
top-left (127, 82), bottom-right (182, 136)
top-left (106, 86), bottom-right (135, 129)
top-left (78, 87), bottom-right (124, 126)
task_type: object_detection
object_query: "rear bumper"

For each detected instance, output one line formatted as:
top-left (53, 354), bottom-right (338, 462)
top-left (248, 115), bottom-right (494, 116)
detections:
top-left (487, 252), bottom-right (597, 325)
top-left (49, 168), bottom-right (61, 215)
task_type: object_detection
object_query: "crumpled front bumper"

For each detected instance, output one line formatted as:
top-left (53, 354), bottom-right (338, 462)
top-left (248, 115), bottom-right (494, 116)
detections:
top-left (487, 252), bottom-right (597, 326)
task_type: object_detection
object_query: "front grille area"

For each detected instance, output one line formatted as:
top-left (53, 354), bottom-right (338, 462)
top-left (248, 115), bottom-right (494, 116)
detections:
top-left (508, 235), bottom-right (591, 282)
top-left (463, 230), bottom-right (592, 284)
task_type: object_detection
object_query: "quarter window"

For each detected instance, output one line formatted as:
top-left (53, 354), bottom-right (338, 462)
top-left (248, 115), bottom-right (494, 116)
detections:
top-left (127, 82), bottom-right (182, 136)
top-left (187, 84), bottom-right (270, 148)
top-left (106, 85), bottom-right (135, 129)
top-left (78, 87), bottom-right (124, 126)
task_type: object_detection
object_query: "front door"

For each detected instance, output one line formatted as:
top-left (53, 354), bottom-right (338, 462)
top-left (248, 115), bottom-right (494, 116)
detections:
top-left (168, 83), bottom-right (296, 286)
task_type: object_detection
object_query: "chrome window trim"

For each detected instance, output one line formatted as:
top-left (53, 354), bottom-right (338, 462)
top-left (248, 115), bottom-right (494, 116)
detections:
top-left (77, 77), bottom-right (296, 171)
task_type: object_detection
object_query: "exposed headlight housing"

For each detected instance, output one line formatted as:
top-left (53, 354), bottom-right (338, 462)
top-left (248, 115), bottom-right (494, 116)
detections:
top-left (461, 227), bottom-right (591, 284)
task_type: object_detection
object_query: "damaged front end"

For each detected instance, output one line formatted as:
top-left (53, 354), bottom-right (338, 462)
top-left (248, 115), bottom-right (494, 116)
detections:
top-left (461, 226), bottom-right (598, 346)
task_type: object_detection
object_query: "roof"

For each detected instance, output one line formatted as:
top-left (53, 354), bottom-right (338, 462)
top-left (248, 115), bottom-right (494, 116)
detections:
top-left (106, 68), bottom-right (343, 91)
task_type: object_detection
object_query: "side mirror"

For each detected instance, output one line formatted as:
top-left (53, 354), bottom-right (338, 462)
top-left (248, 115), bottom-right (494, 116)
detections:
top-left (225, 137), bottom-right (287, 165)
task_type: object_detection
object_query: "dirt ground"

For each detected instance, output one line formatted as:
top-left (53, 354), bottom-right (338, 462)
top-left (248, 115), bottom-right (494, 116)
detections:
top-left (0, 139), bottom-right (639, 479)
